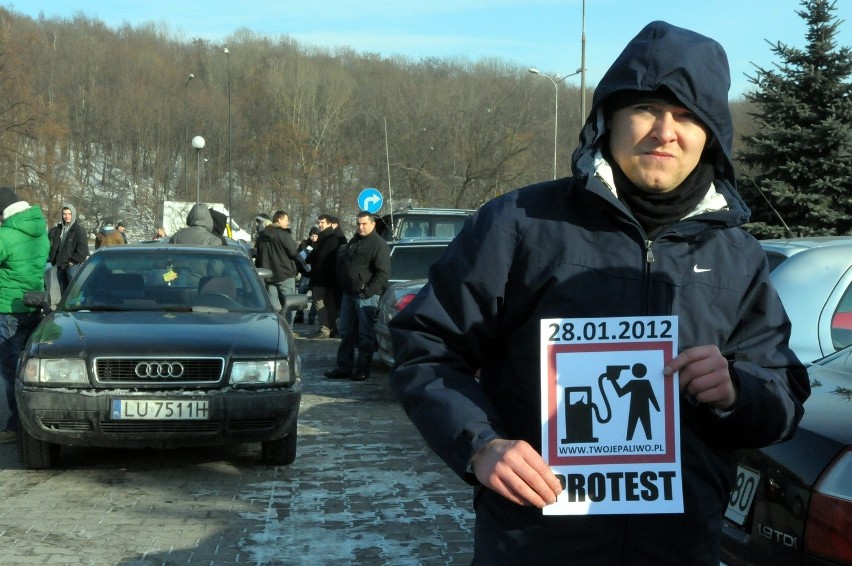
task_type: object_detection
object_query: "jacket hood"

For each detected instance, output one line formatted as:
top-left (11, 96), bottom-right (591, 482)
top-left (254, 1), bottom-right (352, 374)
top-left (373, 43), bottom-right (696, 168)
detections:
top-left (256, 225), bottom-right (275, 243)
top-left (61, 203), bottom-right (77, 225)
top-left (4, 205), bottom-right (49, 239)
top-left (209, 208), bottom-right (227, 236)
top-left (186, 203), bottom-right (214, 231)
top-left (572, 21), bottom-right (741, 208)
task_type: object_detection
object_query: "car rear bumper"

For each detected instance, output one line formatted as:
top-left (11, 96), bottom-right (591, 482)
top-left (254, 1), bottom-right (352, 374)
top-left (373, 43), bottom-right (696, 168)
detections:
top-left (16, 383), bottom-right (301, 449)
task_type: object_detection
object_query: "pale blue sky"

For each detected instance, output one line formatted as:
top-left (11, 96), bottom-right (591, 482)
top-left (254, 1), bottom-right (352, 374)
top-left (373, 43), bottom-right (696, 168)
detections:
top-left (10, 1), bottom-right (852, 97)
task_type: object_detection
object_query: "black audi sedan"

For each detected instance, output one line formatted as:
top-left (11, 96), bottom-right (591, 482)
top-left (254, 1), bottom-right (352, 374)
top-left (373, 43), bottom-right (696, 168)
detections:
top-left (16, 244), bottom-right (303, 469)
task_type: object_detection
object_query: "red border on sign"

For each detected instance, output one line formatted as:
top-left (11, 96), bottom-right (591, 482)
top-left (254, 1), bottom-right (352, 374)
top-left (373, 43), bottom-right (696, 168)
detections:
top-left (546, 341), bottom-right (676, 466)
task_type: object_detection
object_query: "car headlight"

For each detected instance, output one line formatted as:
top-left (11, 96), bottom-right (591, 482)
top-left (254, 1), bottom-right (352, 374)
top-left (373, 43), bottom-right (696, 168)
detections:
top-left (22, 358), bottom-right (88, 385)
top-left (230, 360), bottom-right (292, 386)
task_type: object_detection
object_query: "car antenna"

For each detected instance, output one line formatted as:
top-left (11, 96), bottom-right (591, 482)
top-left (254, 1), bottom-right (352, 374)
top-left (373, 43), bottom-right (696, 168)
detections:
top-left (749, 180), bottom-right (795, 238)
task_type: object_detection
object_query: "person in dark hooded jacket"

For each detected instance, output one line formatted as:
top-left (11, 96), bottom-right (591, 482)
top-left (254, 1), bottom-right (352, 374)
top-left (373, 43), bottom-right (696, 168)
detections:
top-left (389, 21), bottom-right (809, 565)
top-left (208, 208), bottom-right (229, 245)
top-left (47, 203), bottom-right (90, 292)
top-left (169, 204), bottom-right (225, 246)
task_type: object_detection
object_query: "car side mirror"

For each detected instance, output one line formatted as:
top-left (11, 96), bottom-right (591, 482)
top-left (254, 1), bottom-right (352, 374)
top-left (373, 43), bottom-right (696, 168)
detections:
top-left (256, 267), bottom-right (273, 280)
top-left (23, 290), bottom-right (51, 313)
top-left (282, 294), bottom-right (309, 312)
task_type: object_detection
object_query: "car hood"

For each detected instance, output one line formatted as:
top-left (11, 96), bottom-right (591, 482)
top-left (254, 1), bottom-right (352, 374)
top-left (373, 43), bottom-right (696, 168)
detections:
top-left (27, 311), bottom-right (289, 359)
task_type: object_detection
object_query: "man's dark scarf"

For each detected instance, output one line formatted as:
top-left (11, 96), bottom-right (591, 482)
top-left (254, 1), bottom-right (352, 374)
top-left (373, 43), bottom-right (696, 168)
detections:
top-left (608, 156), bottom-right (715, 238)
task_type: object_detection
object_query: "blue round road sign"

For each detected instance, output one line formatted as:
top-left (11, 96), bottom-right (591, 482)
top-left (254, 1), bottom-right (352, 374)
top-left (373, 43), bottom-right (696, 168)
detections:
top-left (358, 188), bottom-right (384, 214)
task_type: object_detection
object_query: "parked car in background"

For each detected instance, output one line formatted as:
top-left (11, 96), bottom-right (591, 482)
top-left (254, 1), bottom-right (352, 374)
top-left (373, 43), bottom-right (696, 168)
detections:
top-left (721, 344), bottom-right (852, 566)
top-left (374, 237), bottom-right (454, 367)
top-left (385, 237), bottom-right (453, 285)
top-left (759, 237), bottom-right (852, 364)
top-left (16, 244), bottom-right (305, 469)
top-left (375, 278), bottom-right (428, 367)
top-left (376, 206), bottom-right (474, 241)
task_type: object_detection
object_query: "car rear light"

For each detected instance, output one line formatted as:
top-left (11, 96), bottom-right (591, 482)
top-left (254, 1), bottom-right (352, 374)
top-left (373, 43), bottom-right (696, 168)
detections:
top-left (393, 293), bottom-right (418, 312)
top-left (804, 447), bottom-right (852, 563)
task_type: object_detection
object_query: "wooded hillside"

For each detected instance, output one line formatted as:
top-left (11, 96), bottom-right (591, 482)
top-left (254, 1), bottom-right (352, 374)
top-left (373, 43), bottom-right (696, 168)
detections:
top-left (0, 8), bottom-right (757, 238)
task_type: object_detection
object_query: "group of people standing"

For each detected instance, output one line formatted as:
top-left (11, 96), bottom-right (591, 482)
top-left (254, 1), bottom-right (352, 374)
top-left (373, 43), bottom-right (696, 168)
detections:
top-left (315, 212), bottom-right (390, 382)
top-left (254, 209), bottom-right (391, 382)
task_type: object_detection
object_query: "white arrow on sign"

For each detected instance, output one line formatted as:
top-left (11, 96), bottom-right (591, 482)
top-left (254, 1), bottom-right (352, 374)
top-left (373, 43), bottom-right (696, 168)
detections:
top-left (363, 194), bottom-right (381, 209)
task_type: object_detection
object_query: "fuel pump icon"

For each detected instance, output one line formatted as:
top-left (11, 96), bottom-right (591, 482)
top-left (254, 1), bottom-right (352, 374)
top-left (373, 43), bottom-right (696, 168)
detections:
top-left (561, 364), bottom-right (640, 444)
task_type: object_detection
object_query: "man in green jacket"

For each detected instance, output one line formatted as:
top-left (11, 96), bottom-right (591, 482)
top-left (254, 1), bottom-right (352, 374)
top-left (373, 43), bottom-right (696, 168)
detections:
top-left (0, 187), bottom-right (50, 442)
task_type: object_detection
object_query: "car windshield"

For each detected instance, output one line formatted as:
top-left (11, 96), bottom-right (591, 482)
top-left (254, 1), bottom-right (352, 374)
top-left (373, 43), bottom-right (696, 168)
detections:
top-left (62, 250), bottom-right (270, 313)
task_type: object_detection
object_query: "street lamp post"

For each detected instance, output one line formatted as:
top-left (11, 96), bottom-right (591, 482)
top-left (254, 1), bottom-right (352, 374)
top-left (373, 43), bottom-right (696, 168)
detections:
top-left (224, 47), bottom-right (233, 234)
top-left (192, 135), bottom-right (206, 204)
top-left (184, 73), bottom-right (194, 199)
top-left (528, 67), bottom-right (581, 180)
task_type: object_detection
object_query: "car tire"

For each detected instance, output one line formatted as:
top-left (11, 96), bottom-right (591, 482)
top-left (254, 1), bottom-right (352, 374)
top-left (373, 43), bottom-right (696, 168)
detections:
top-left (18, 427), bottom-right (60, 469)
top-left (262, 428), bottom-right (297, 465)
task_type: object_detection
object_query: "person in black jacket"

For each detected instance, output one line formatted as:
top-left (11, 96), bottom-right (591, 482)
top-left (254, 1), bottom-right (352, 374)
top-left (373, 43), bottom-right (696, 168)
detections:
top-left (306, 213), bottom-right (344, 339)
top-left (329, 215), bottom-right (348, 321)
top-left (255, 210), bottom-right (299, 325)
top-left (47, 203), bottom-right (90, 293)
top-left (294, 226), bottom-right (319, 325)
top-left (325, 211), bottom-right (390, 381)
top-left (389, 21), bottom-right (809, 565)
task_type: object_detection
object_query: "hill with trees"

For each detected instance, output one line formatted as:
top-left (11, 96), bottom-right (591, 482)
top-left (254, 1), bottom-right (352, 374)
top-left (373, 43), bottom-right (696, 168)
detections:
top-left (0, 2), bottom-right (847, 239)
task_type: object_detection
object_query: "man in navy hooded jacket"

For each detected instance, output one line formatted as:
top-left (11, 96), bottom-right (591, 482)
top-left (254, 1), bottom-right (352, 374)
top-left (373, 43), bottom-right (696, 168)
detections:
top-left (389, 21), bottom-right (809, 565)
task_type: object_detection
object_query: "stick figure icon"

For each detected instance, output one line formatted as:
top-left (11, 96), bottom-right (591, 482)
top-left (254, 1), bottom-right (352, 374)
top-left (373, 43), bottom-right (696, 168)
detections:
top-left (610, 363), bottom-right (660, 441)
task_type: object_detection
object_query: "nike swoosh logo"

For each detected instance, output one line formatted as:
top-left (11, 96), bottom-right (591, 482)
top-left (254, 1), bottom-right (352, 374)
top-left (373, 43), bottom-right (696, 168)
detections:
top-left (693, 265), bottom-right (711, 273)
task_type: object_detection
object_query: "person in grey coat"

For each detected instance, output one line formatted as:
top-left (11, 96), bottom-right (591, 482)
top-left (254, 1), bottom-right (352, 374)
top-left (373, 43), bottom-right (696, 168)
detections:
top-left (169, 204), bottom-right (225, 246)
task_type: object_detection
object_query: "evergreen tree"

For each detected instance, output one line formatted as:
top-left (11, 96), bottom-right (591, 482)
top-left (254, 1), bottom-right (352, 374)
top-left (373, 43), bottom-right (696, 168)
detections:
top-left (738, 0), bottom-right (852, 237)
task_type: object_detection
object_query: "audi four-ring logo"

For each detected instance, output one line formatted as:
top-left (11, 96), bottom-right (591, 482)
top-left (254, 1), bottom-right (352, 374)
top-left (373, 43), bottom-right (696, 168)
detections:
top-left (135, 362), bottom-right (185, 378)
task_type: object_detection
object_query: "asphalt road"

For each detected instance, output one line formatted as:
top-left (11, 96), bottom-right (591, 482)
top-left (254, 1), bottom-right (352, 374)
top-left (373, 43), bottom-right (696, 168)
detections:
top-left (0, 324), bottom-right (474, 565)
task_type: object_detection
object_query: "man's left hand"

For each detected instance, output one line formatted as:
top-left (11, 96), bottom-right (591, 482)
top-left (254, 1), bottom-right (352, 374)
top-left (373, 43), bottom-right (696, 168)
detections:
top-left (664, 345), bottom-right (737, 410)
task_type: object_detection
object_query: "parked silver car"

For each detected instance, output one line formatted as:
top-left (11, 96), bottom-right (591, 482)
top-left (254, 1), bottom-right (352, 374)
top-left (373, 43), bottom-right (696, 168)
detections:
top-left (760, 237), bottom-right (852, 364)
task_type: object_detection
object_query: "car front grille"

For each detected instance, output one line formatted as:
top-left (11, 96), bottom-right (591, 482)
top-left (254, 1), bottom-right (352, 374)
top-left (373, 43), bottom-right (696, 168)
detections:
top-left (99, 421), bottom-right (222, 434)
top-left (94, 357), bottom-right (225, 386)
top-left (37, 418), bottom-right (279, 436)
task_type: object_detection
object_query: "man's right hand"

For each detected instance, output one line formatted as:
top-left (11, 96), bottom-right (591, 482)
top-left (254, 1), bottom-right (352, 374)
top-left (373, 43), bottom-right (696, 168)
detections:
top-left (470, 438), bottom-right (563, 508)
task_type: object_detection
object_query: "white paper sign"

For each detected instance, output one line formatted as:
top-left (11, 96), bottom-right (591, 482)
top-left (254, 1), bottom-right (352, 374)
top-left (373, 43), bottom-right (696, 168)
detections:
top-left (540, 316), bottom-right (682, 515)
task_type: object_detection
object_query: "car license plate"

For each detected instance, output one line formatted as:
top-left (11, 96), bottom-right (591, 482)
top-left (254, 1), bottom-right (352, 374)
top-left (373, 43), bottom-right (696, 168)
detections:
top-left (111, 399), bottom-right (209, 420)
top-left (725, 465), bottom-right (760, 526)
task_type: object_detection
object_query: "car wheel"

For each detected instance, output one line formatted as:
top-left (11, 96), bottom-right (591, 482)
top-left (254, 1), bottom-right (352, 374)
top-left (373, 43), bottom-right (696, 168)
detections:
top-left (18, 427), bottom-right (60, 469)
top-left (262, 428), bottom-right (297, 466)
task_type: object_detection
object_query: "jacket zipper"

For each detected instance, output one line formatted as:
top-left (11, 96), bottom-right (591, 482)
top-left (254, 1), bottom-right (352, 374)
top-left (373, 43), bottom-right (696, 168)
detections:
top-left (645, 240), bottom-right (655, 263)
